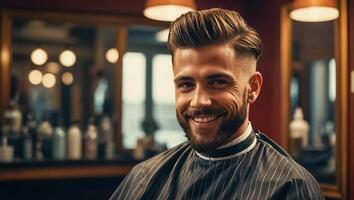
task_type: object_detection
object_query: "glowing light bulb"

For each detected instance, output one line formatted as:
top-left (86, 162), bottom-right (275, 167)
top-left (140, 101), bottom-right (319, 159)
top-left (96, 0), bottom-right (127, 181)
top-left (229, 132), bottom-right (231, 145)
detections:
top-left (28, 69), bottom-right (43, 85)
top-left (144, 5), bottom-right (194, 22)
top-left (42, 73), bottom-right (56, 88)
top-left (31, 48), bottom-right (48, 65)
top-left (290, 6), bottom-right (339, 22)
top-left (105, 48), bottom-right (119, 63)
top-left (62, 72), bottom-right (74, 85)
top-left (59, 49), bottom-right (76, 67)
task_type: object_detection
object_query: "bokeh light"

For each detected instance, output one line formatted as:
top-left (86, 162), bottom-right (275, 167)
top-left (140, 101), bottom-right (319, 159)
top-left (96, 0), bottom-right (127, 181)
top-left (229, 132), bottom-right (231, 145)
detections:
top-left (31, 48), bottom-right (48, 65)
top-left (59, 49), bottom-right (76, 67)
top-left (105, 48), bottom-right (119, 64)
top-left (28, 69), bottom-right (43, 85)
top-left (42, 73), bottom-right (56, 88)
top-left (62, 72), bottom-right (74, 85)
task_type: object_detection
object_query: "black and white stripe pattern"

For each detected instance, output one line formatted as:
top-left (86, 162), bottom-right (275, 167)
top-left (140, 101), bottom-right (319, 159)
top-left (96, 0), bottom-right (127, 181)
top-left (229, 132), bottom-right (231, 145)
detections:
top-left (110, 128), bottom-right (324, 200)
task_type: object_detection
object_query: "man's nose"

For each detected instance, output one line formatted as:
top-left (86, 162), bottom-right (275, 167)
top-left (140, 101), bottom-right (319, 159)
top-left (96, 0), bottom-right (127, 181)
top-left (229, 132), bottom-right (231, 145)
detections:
top-left (190, 86), bottom-right (212, 108)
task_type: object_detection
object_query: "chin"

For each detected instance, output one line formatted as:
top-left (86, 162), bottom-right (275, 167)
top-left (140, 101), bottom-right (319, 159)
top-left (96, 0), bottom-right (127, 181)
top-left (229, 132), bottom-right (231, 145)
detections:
top-left (187, 129), bottom-right (228, 152)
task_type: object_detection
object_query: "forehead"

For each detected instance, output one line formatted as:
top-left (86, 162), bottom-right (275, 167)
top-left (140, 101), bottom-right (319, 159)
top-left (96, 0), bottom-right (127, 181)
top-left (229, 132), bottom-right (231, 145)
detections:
top-left (173, 44), bottom-right (257, 80)
top-left (173, 44), bottom-right (236, 71)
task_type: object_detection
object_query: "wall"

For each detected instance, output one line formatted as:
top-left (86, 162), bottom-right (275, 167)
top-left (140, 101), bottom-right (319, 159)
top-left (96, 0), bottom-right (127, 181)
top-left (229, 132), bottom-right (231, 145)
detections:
top-left (0, 0), bottom-right (246, 16)
top-left (0, 0), bottom-right (148, 16)
top-left (245, 0), bottom-right (283, 144)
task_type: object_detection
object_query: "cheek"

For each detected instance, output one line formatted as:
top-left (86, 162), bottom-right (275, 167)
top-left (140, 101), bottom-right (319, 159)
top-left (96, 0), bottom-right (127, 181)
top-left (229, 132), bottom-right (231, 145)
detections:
top-left (218, 86), bottom-right (244, 112)
top-left (175, 93), bottom-right (189, 112)
top-left (175, 89), bottom-right (183, 106)
top-left (175, 88), bottom-right (182, 98)
top-left (224, 85), bottom-right (243, 103)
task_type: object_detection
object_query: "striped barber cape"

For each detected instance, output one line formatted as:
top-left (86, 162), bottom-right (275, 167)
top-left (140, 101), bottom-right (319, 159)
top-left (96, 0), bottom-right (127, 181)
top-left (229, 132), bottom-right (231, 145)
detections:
top-left (110, 128), bottom-right (324, 200)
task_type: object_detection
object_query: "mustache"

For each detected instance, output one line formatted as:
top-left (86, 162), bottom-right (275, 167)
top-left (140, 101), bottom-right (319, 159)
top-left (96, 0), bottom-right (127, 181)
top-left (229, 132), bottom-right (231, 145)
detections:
top-left (183, 107), bottom-right (227, 118)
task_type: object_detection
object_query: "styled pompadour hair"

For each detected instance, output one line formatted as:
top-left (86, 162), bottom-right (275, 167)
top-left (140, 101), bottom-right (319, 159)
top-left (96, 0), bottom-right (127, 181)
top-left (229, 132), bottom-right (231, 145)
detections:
top-left (167, 8), bottom-right (263, 60)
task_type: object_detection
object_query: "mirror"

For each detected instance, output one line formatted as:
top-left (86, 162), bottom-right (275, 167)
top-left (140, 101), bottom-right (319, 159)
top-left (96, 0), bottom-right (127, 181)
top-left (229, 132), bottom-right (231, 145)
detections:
top-left (290, 20), bottom-right (336, 184)
top-left (281, 0), bottom-right (348, 199)
top-left (0, 11), bottom-right (181, 163)
top-left (10, 19), bottom-right (117, 128)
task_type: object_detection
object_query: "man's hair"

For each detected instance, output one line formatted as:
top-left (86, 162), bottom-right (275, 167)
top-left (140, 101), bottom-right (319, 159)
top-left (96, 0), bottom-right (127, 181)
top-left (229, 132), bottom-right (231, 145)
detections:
top-left (167, 8), bottom-right (263, 60)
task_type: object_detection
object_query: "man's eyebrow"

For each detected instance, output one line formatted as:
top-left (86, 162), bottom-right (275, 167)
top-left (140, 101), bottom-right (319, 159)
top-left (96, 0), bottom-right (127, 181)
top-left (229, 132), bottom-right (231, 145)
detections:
top-left (206, 73), bottom-right (232, 80)
top-left (174, 76), bottom-right (193, 82)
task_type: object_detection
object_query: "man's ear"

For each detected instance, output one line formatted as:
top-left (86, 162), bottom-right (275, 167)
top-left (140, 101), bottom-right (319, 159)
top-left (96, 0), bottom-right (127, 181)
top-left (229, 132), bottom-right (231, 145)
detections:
top-left (247, 72), bottom-right (263, 103)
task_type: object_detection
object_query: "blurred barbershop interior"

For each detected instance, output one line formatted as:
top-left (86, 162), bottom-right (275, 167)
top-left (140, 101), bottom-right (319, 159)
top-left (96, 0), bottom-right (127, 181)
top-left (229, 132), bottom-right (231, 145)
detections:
top-left (0, 0), bottom-right (353, 199)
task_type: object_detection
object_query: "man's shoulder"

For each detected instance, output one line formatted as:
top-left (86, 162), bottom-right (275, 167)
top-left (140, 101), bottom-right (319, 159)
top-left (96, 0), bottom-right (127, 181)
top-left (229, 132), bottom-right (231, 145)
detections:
top-left (134, 141), bottom-right (191, 171)
top-left (253, 131), bottom-right (324, 198)
top-left (255, 131), bottom-right (319, 181)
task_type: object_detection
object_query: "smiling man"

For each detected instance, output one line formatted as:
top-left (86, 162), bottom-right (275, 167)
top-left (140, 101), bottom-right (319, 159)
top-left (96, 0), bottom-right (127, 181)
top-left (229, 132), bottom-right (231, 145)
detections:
top-left (173, 44), bottom-right (257, 154)
top-left (110, 8), bottom-right (324, 200)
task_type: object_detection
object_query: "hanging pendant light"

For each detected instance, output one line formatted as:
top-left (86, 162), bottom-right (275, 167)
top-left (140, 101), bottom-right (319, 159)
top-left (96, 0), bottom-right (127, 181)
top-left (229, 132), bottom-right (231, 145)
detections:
top-left (144, 0), bottom-right (196, 21)
top-left (290, 0), bottom-right (339, 22)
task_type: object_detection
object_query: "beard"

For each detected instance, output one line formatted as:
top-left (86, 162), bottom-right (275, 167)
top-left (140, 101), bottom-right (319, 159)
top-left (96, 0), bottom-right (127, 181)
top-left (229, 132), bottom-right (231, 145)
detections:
top-left (176, 91), bottom-right (248, 153)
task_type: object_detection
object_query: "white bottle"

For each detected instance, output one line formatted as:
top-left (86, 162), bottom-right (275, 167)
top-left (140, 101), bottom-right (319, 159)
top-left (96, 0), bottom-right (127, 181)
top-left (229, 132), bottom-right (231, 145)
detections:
top-left (84, 123), bottom-right (98, 160)
top-left (3, 101), bottom-right (22, 137)
top-left (53, 126), bottom-right (66, 160)
top-left (289, 107), bottom-right (309, 147)
top-left (0, 137), bottom-right (14, 162)
top-left (67, 123), bottom-right (82, 160)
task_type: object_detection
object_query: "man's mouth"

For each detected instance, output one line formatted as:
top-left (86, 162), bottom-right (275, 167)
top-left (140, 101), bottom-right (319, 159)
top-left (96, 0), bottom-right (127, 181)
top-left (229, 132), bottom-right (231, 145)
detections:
top-left (187, 114), bottom-right (223, 132)
top-left (191, 115), bottom-right (219, 123)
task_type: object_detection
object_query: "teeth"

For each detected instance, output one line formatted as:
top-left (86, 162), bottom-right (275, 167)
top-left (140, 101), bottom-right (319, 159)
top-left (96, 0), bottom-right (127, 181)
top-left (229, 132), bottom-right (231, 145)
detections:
top-left (193, 116), bottom-right (217, 123)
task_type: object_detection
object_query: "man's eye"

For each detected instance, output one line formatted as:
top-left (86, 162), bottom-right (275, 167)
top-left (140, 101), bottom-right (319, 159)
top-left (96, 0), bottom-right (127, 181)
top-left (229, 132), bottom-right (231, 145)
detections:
top-left (177, 82), bottom-right (194, 90)
top-left (210, 79), bottom-right (228, 87)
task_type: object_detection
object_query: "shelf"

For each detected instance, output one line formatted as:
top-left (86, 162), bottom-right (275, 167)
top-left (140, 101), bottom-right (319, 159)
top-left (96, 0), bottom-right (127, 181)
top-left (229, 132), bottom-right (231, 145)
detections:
top-left (0, 158), bottom-right (139, 181)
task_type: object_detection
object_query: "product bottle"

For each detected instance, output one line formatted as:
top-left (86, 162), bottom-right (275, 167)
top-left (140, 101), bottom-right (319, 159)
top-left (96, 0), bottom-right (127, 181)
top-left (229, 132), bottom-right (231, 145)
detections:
top-left (26, 113), bottom-right (37, 159)
top-left (9, 100), bottom-right (22, 137)
top-left (52, 120), bottom-right (66, 160)
top-left (3, 100), bottom-right (22, 159)
top-left (34, 141), bottom-right (43, 161)
top-left (2, 109), bottom-right (11, 137)
top-left (37, 120), bottom-right (54, 159)
top-left (84, 121), bottom-right (98, 160)
top-left (134, 138), bottom-right (145, 160)
top-left (67, 123), bottom-right (82, 160)
top-left (22, 126), bottom-right (32, 160)
top-left (99, 115), bottom-right (115, 159)
top-left (289, 107), bottom-right (309, 156)
top-left (0, 137), bottom-right (14, 162)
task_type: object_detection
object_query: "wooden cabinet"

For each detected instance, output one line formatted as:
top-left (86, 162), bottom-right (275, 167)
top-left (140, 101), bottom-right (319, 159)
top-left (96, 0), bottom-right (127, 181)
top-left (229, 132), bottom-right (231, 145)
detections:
top-left (0, 160), bottom-right (136, 181)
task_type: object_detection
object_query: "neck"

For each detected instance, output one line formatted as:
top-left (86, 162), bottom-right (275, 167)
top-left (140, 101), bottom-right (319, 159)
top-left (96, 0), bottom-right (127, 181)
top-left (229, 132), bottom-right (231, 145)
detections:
top-left (224, 119), bottom-right (249, 144)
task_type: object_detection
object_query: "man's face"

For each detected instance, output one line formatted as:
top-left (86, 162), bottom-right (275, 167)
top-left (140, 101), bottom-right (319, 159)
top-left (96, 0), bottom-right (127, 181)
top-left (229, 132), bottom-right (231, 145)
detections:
top-left (173, 44), bottom-right (256, 152)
